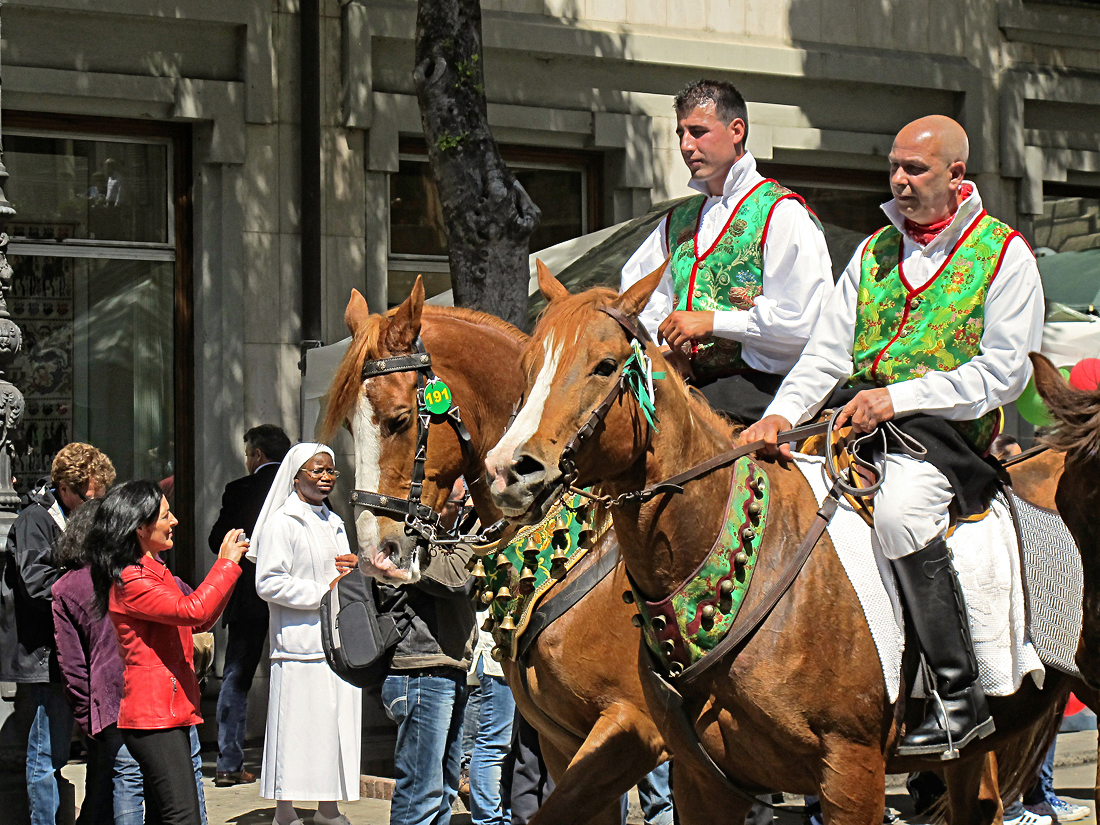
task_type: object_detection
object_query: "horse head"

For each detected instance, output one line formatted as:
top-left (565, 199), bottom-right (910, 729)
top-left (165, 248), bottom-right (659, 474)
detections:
top-left (1031, 351), bottom-right (1100, 688)
top-left (485, 261), bottom-right (667, 523)
top-left (321, 279), bottom-right (435, 584)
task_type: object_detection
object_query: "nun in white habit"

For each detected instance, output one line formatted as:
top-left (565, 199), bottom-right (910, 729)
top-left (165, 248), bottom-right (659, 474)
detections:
top-left (248, 442), bottom-right (362, 825)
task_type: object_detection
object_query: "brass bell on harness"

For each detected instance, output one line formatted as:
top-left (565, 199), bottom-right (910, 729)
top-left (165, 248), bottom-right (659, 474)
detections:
top-left (499, 613), bottom-right (517, 632)
top-left (747, 501), bottom-right (762, 523)
top-left (741, 527), bottom-right (756, 546)
top-left (519, 567), bottom-right (537, 594)
top-left (549, 557), bottom-right (568, 581)
top-left (718, 579), bottom-right (734, 597)
top-left (748, 475), bottom-right (765, 498)
top-left (494, 585), bottom-right (512, 603)
top-left (622, 590), bottom-right (635, 604)
top-left (734, 551), bottom-right (749, 566)
top-left (651, 615), bottom-right (667, 633)
top-left (481, 615), bottom-right (496, 632)
top-left (577, 526), bottom-right (597, 550)
top-left (491, 646), bottom-right (505, 662)
top-left (660, 639), bottom-right (676, 658)
top-left (479, 589), bottom-right (494, 605)
top-left (470, 559), bottom-right (487, 579)
top-left (495, 554), bottom-right (513, 571)
top-left (700, 604), bottom-right (716, 623)
top-left (553, 514), bottom-right (571, 534)
top-left (631, 614), bottom-right (644, 628)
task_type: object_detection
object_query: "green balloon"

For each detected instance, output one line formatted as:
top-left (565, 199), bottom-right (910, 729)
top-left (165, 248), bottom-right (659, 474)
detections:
top-left (1015, 375), bottom-right (1054, 427)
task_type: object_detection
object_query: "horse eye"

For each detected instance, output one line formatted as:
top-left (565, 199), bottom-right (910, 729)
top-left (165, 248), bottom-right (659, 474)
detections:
top-left (386, 412), bottom-right (412, 436)
top-left (593, 359), bottom-right (617, 377)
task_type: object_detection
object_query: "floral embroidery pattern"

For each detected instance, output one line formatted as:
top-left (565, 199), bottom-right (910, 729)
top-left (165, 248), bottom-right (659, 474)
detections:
top-left (849, 217), bottom-right (1010, 452)
top-left (667, 182), bottom-right (813, 383)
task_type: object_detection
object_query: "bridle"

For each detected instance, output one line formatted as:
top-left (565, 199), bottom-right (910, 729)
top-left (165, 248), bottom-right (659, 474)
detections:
top-left (348, 337), bottom-right (482, 553)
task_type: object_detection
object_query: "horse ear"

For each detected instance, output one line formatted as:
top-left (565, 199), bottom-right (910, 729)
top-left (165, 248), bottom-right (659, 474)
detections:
top-left (1030, 352), bottom-right (1075, 425)
top-left (537, 259), bottom-right (570, 303)
top-left (613, 256), bottom-right (669, 318)
top-left (385, 275), bottom-right (425, 353)
top-left (344, 289), bottom-right (371, 335)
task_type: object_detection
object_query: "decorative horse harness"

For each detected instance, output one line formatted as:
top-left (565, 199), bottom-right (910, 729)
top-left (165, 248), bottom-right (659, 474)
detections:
top-left (349, 338), bottom-right (490, 553)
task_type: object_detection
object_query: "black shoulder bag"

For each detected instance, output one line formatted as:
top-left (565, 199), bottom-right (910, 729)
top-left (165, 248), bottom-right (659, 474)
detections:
top-left (320, 569), bottom-right (412, 689)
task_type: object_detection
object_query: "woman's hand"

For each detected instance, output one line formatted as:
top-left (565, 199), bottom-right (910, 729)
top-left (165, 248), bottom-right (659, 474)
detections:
top-left (329, 553), bottom-right (359, 590)
top-left (217, 529), bottom-right (250, 564)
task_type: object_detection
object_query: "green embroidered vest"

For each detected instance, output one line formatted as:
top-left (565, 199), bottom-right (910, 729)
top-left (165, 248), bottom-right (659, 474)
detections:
top-left (850, 212), bottom-right (1019, 452)
top-left (666, 180), bottom-right (803, 383)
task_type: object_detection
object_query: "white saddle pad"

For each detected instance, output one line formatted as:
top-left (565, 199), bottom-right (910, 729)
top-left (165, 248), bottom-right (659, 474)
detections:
top-left (791, 453), bottom-right (1045, 704)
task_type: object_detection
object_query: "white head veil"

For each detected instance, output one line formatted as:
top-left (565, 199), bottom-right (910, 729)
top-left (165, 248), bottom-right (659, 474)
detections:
top-left (245, 441), bottom-right (335, 562)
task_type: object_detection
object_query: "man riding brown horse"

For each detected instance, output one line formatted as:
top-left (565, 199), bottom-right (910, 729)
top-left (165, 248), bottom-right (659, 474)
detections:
top-left (742, 115), bottom-right (1045, 760)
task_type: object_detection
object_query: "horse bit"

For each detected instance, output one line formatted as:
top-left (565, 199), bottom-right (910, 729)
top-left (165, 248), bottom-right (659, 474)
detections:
top-left (348, 337), bottom-right (500, 555)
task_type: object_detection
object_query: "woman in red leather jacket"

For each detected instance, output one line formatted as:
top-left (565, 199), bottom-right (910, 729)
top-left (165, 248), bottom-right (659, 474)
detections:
top-left (89, 479), bottom-right (248, 825)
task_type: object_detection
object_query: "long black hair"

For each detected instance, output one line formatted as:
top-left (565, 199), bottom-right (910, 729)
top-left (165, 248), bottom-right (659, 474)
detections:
top-left (88, 479), bottom-right (165, 617)
top-left (52, 497), bottom-right (104, 571)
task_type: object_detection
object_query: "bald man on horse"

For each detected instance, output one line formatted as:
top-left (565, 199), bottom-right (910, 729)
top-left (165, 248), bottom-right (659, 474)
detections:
top-left (742, 115), bottom-right (1046, 759)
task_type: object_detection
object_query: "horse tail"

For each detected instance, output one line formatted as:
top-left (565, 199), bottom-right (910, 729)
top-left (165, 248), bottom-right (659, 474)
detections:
top-left (993, 682), bottom-right (1070, 805)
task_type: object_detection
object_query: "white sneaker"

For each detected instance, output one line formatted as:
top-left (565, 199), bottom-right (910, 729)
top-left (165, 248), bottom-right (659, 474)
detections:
top-left (313, 814), bottom-right (352, 825)
top-left (1050, 797), bottom-right (1092, 822)
top-left (1004, 812), bottom-right (1052, 825)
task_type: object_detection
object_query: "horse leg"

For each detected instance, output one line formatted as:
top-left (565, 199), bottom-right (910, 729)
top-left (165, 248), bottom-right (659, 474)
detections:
top-left (526, 708), bottom-right (662, 825)
top-left (671, 761), bottom-right (755, 825)
top-left (943, 752), bottom-right (1001, 825)
top-left (817, 742), bottom-right (886, 825)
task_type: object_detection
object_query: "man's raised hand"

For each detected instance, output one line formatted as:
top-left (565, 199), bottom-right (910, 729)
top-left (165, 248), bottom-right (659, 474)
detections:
top-left (832, 388), bottom-right (894, 434)
top-left (658, 310), bottom-right (714, 351)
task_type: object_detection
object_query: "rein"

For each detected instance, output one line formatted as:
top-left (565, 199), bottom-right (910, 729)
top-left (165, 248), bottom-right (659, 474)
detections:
top-left (349, 337), bottom-right (486, 554)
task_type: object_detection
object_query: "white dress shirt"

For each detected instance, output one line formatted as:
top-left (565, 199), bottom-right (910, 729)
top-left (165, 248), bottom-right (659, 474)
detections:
top-left (619, 152), bottom-right (834, 375)
top-left (765, 182), bottom-right (1046, 426)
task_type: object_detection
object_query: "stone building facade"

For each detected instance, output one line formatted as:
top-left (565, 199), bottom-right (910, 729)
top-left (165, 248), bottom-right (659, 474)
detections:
top-left (1, 0), bottom-right (1098, 776)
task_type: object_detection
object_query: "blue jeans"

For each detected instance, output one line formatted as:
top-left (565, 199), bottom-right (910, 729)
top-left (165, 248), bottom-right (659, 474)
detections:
top-left (469, 659), bottom-right (515, 825)
top-left (18, 682), bottom-right (74, 825)
top-left (461, 682), bottom-right (483, 772)
top-left (191, 725), bottom-right (207, 825)
top-left (79, 725), bottom-right (143, 825)
top-left (383, 669), bottom-right (468, 825)
top-left (631, 762), bottom-right (674, 825)
top-left (215, 621), bottom-right (266, 773)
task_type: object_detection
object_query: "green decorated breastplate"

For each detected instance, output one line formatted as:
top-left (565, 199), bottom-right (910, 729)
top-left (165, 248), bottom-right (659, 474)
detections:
top-left (850, 214), bottom-right (1018, 453)
top-left (473, 493), bottom-right (611, 661)
top-left (627, 458), bottom-right (769, 677)
top-left (666, 181), bottom-right (798, 383)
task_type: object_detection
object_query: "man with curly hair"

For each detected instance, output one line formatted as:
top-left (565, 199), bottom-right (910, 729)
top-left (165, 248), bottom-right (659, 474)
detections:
top-left (619, 78), bottom-right (833, 423)
top-left (1, 442), bottom-right (115, 824)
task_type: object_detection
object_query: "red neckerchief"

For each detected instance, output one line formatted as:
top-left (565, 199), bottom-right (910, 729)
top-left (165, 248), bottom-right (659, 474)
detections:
top-left (903, 183), bottom-right (974, 245)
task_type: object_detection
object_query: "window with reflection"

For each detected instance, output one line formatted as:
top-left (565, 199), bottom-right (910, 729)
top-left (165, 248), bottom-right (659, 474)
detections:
top-left (3, 131), bottom-right (176, 495)
top-left (388, 144), bottom-right (599, 306)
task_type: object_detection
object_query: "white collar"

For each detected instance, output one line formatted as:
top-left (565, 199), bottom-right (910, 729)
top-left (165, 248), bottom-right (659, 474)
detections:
top-left (880, 181), bottom-right (984, 250)
top-left (687, 151), bottom-right (759, 200)
top-left (253, 461), bottom-right (279, 474)
top-left (281, 491), bottom-right (335, 523)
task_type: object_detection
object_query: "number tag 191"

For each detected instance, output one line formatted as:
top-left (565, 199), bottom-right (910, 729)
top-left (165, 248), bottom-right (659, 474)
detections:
top-left (423, 379), bottom-right (453, 415)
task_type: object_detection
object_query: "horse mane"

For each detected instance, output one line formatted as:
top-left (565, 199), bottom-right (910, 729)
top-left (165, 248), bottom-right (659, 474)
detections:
top-left (528, 287), bottom-right (739, 444)
top-left (1037, 376), bottom-right (1100, 461)
top-left (320, 304), bottom-right (525, 443)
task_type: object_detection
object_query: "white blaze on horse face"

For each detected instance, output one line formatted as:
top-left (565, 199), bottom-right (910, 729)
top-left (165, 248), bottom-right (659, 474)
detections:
top-left (351, 392), bottom-right (383, 556)
top-left (486, 334), bottom-right (561, 493)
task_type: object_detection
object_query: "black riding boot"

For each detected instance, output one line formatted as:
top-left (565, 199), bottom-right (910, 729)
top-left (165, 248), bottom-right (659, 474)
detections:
top-left (892, 538), bottom-right (995, 759)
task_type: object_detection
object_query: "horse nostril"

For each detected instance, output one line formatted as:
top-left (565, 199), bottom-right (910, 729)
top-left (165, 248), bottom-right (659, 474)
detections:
top-left (512, 453), bottom-right (547, 482)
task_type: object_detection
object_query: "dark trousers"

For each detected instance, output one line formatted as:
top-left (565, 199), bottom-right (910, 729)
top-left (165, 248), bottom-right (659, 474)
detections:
top-left (505, 713), bottom-right (554, 825)
top-left (215, 620), bottom-right (267, 772)
top-left (697, 371), bottom-right (784, 425)
top-left (122, 726), bottom-right (202, 825)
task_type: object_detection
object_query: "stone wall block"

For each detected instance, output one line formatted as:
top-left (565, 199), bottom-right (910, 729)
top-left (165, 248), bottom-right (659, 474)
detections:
top-left (323, 15), bottom-right (342, 127)
top-left (275, 11), bottom-right (301, 125)
top-left (819, 0), bottom-right (858, 46)
top-left (746, 0), bottom-right (789, 41)
top-left (893, 0), bottom-right (930, 53)
top-left (627, 0), bottom-right (666, 27)
top-left (706, 0), bottom-right (746, 34)
top-left (502, 0), bottom-right (544, 13)
top-left (928, 0), bottom-right (966, 57)
top-left (323, 235), bottom-right (367, 343)
top-left (280, 232), bottom-right (304, 344)
top-left (324, 128), bottom-right (367, 237)
top-left (787, 0), bottom-right (821, 43)
top-left (859, 0), bottom-right (894, 49)
top-left (667, 0), bottom-right (705, 31)
top-left (242, 124), bottom-right (281, 233)
top-left (280, 124), bottom-right (303, 232)
top-left (243, 343), bottom-right (302, 435)
top-left (586, 0), bottom-right (627, 23)
top-left (543, 0), bottom-right (580, 16)
top-left (243, 232), bottom-right (281, 344)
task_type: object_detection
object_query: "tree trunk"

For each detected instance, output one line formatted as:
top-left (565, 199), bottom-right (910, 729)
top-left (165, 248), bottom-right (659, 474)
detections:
top-left (414, 0), bottom-right (540, 330)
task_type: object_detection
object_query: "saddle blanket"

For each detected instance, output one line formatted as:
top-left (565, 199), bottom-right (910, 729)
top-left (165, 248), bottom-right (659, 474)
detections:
top-left (792, 453), bottom-right (1045, 704)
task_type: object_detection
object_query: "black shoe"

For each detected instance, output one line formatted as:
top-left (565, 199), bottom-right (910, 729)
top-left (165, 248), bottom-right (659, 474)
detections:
top-left (891, 538), bottom-right (995, 759)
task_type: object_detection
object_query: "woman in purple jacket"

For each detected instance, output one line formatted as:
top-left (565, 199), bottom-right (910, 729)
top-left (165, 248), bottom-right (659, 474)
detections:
top-left (50, 499), bottom-right (143, 825)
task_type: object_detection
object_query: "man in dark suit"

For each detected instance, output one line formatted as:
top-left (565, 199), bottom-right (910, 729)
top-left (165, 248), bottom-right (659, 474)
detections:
top-left (209, 424), bottom-right (290, 787)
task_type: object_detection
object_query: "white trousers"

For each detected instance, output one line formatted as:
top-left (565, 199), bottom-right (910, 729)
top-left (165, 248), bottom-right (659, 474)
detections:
top-left (872, 454), bottom-right (954, 560)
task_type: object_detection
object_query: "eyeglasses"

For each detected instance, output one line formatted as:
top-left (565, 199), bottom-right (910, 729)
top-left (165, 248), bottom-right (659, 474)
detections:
top-left (300, 468), bottom-right (340, 480)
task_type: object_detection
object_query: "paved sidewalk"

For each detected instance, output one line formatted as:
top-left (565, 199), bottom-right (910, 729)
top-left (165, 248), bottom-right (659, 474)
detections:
top-left (47, 731), bottom-right (1100, 825)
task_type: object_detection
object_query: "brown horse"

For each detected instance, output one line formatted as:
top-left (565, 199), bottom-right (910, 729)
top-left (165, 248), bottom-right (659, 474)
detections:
top-left (484, 268), bottom-right (1069, 825)
top-left (320, 279), bottom-right (668, 825)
